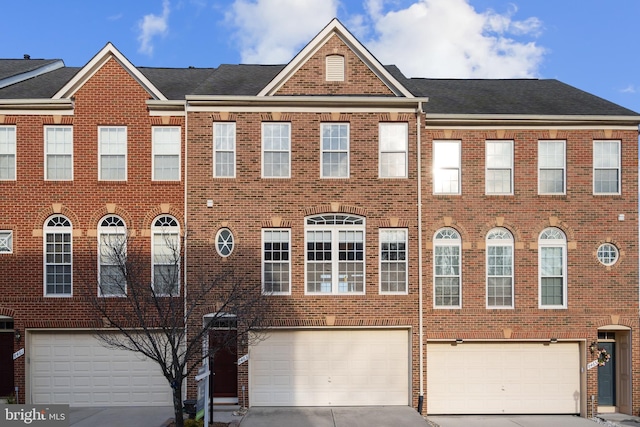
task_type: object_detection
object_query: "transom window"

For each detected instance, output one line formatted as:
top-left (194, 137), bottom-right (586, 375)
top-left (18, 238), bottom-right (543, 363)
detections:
top-left (486, 228), bottom-right (514, 308)
top-left (321, 123), bottom-right (349, 178)
top-left (433, 141), bottom-right (460, 194)
top-left (44, 215), bottom-right (72, 296)
top-left (262, 122), bottom-right (290, 178)
top-left (262, 229), bottom-right (290, 294)
top-left (380, 229), bottom-right (408, 294)
top-left (486, 140), bottom-right (513, 195)
top-left (152, 127), bottom-right (181, 181)
top-left (216, 228), bottom-right (234, 257)
top-left (433, 228), bottom-right (461, 308)
top-left (594, 140), bottom-right (621, 194)
top-left (379, 123), bottom-right (408, 178)
top-left (0, 230), bottom-right (13, 253)
top-left (538, 140), bottom-right (565, 194)
top-left (98, 215), bottom-right (127, 296)
top-left (305, 214), bottom-right (365, 294)
top-left (0, 126), bottom-right (16, 180)
top-left (539, 227), bottom-right (567, 308)
top-left (213, 122), bottom-right (236, 178)
top-left (45, 126), bottom-right (73, 180)
top-left (98, 126), bottom-right (127, 180)
top-left (597, 243), bottom-right (619, 266)
top-left (152, 215), bottom-right (180, 296)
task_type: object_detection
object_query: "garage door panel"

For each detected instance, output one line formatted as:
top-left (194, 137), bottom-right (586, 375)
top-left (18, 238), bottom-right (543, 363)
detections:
top-left (30, 332), bottom-right (172, 407)
top-left (250, 329), bottom-right (409, 407)
top-left (427, 342), bottom-right (579, 414)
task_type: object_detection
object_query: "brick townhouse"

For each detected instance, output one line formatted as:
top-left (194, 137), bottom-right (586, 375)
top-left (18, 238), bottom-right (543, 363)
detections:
top-left (1, 18), bottom-right (639, 418)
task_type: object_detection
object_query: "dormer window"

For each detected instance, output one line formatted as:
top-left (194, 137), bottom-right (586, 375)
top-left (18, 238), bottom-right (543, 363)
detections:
top-left (326, 55), bottom-right (345, 82)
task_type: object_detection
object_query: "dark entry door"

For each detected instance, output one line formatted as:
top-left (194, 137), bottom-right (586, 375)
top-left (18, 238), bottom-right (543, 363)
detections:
top-left (0, 332), bottom-right (14, 396)
top-left (598, 342), bottom-right (615, 406)
top-left (209, 329), bottom-right (238, 398)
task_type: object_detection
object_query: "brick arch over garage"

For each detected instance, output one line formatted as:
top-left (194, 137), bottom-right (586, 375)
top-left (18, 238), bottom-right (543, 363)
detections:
top-left (0, 307), bottom-right (16, 318)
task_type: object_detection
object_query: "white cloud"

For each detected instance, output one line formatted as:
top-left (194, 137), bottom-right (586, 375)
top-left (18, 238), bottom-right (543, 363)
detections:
top-left (226, 0), bottom-right (546, 79)
top-left (138, 0), bottom-right (171, 56)
top-left (620, 85), bottom-right (637, 94)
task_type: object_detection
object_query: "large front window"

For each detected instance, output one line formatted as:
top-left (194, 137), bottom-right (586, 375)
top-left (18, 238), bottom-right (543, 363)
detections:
top-left (321, 123), bottom-right (349, 178)
top-left (434, 228), bottom-right (461, 308)
top-left (433, 141), bottom-right (460, 194)
top-left (152, 215), bottom-right (180, 296)
top-left (262, 229), bottom-right (291, 294)
top-left (539, 227), bottom-right (567, 308)
top-left (0, 126), bottom-right (16, 180)
top-left (98, 215), bottom-right (127, 296)
top-left (262, 123), bottom-right (290, 178)
top-left (305, 214), bottom-right (365, 294)
top-left (380, 229), bottom-right (407, 294)
top-left (486, 228), bottom-right (514, 308)
top-left (45, 126), bottom-right (73, 180)
top-left (44, 215), bottom-right (72, 296)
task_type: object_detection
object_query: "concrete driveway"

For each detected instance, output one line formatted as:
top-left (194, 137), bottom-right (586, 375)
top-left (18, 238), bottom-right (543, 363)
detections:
top-left (239, 407), bottom-right (429, 427)
top-left (69, 406), bottom-right (175, 427)
top-left (426, 414), bottom-right (600, 427)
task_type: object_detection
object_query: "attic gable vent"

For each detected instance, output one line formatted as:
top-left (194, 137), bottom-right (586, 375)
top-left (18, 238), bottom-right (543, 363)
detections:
top-left (326, 54), bottom-right (345, 82)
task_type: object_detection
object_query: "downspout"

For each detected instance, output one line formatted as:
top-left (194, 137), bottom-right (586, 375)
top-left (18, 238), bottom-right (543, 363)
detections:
top-left (416, 102), bottom-right (425, 413)
top-left (183, 102), bottom-right (189, 404)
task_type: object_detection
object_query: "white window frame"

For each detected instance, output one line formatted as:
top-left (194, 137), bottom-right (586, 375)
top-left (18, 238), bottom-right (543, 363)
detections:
top-left (433, 140), bottom-right (461, 194)
top-left (379, 228), bottom-right (408, 294)
top-left (485, 140), bottom-right (513, 195)
top-left (538, 227), bottom-right (567, 309)
top-left (43, 215), bottom-right (72, 297)
top-left (596, 243), bottom-right (619, 266)
top-left (379, 123), bottom-right (408, 178)
top-left (538, 140), bottom-right (566, 195)
top-left (152, 215), bottom-right (180, 296)
top-left (0, 230), bottom-right (13, 253)
top-left (215, 228), bottom-right (234, 257)
top-left (262, 122), bottom-right (291, 178)
top-left (486, 227), bottom-right (514, 309)
top-left (98, 215), bottom-right (127, 297)
top-left (98, 126), bottom-right (127, 181)
top-left (152, 126), bottom-right (181, 181)
top-left (44, 126), bottom-right (73, 181)
top-left (0, 126), bottom-right (16, 180)
top-left (593, 140), bottom-right (621, 195)
top-left (213, 122), bottom-right (236, 178)
top-left (305, 214), bottom-right (365, 295)
top-left (433, 227), bottom-right (461, 308)
top-left (262, 229), bottom-right (291, 295)
top-left (321, 123), bottom-right (350, 178)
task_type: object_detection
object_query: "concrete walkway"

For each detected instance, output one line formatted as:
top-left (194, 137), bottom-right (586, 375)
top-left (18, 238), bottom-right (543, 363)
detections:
top-left (426, 415), bottom-right (599, 427)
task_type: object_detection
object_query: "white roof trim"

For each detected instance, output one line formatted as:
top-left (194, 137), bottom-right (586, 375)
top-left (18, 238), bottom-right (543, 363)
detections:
top-left (0, 60), bottom-right (65, 89)
top-left (52, 42), bottom-right (166, 101)
top-left (257, 18), bottom-right (413, 98)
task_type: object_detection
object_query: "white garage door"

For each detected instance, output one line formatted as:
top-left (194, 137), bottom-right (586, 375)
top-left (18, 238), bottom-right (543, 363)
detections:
top-left (250, 329), bottom-right (409, 406)
top-left (30, 332), bottom-right (172, 406)
top-left (427, 342), bottom-right (580, 414)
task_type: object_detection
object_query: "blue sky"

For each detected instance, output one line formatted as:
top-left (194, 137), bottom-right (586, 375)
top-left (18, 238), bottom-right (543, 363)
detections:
top-left (2, 0), bottom-right (639, 113)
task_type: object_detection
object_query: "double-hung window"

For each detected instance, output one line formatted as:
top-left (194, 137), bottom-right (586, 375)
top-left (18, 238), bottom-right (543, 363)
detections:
top-left (486, 228), bottom-right (514, 308)
top-left (433, 141), bottom-right (460, 194)
top-left (538, 140), bottom-right (565, 194)
top-left (486, 140), bottom-right (513, 195)
top-left (262, 229), bottom-right (291, 294)
top-left (379, 123), bottom-right (408, 178)
top-left (380, 229), bottom-right (408, 294)
top-left (593, 140), bottom-right (621, 194)
top-left (433, 228), bottom-right (461, 308)
top-left (45, 126), bottom-right (73, 180)
top-left (98, 215), bottom-right (127, 296)
top-left (213, 122), bottom-right (236, 178)
top-left (152, 215), bottom-right (180, 296)
top-left (44, 215), bottom-right (72, 296)
top-left (321, 123), bottom-right (349, 178)
top-left (152, 127), bottom-right (180, 181)
top-left (262, 123), bottom-right (290, 178)
top-left (305, 214), bottom-right (365, 294)
top-left (0, 126), bottom-right (16, 180)
top-left (98, 126), bottom-right (127, 180)
top-left (539, 227), bottom-right (567, 308)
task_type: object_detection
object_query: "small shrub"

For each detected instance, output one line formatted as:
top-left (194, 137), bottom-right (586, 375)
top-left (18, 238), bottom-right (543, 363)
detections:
top-left (183, 419), bottom-right (204, 427)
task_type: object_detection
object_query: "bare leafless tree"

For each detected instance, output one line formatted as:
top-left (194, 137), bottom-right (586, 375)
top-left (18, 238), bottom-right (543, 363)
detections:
top-left (84, 230), bottom-right (271, 427)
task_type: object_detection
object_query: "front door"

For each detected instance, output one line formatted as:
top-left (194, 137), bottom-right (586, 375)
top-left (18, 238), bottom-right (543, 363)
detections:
top-left (0, 332), bottom-right (14, 397)
top-left (598, 342), bottom-right (615, 406)
top-left (209, 329), bottom-right (238, 399)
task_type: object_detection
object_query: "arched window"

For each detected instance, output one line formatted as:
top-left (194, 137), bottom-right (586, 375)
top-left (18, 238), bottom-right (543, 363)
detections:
top-left (539, 227), bottom-right (567, 308)
top-left (486, 228), bottom-right (514, 308)
top-left (98, 215), bottom-right (126, 296)
top-left (305, 214), bottom-right (365, 294)
top-left (152, 215), bottom-right (180, 296)
top-left (433, 228), bottom-right (461, 308)
top-left (44, 215), bottom-right (72, 296)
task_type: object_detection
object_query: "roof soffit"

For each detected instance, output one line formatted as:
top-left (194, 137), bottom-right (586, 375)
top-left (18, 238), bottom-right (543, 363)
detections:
top-left (52, 42), bottom-right (167, 101)
top-left (257, 18), bottom-right (414, 98)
